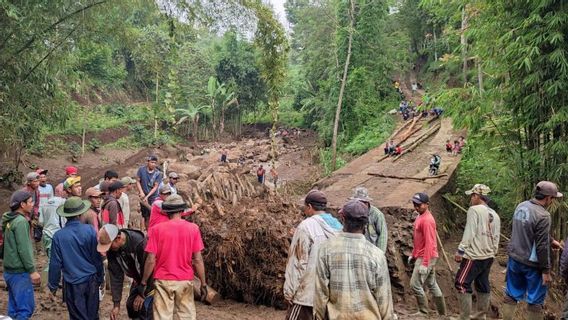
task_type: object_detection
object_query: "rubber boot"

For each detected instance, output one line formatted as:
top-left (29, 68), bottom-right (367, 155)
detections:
top-left (526, 310), bottom-right (543, 320)
top-left (434, 295), bottom-right (447, 316)
top-left (410, 295), bottom-right (429, 315)
top-left (471, 293), bottom-right (490, 320)
top-left (500, 303), bottom-right (516, 320)
top-left (456, 293), bottom-right (472, 320)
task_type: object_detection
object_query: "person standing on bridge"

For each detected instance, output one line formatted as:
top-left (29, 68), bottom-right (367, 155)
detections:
top-left (501, 181), bottom-right (562, 320)
top-left (349, 187), bottom-right (388, 253)
top-left (314, 199), bottom-right (394, 320)
top-left (454, 184), bottom-right (500, 320)
top-left (409, 192), bottom-right (447, 317)
top-left (284, 190), bottom-right (342, 320)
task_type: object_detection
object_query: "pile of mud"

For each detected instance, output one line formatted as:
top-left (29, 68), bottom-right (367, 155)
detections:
top-left (173, 163), bottom-right (302, 308)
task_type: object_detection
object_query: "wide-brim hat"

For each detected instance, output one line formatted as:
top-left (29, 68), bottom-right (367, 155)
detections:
top-left (161, 194), bottom-right (188, 214)
top-left (348, 186), bottom-right (373, 202)
top-left (56, 197), bottom-right (90, 217)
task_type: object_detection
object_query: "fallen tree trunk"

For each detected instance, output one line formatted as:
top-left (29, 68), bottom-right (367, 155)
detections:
top-left (388, 118), bottom-right (413, 141)
top-left (400, 114), bottom-right (423, 141)
top-left (367, 172), bottom-right (448, 181)
top-left (393, 123), bottom-right (441, 162)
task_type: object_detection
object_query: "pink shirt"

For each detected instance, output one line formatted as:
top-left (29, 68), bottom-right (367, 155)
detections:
top-left (148, 200), bottom-right (167, 230)
top-left (412, 210), bottom-right (439, 267)
top-left (145, 219), bottom-right (204, 280)
top-left (148, 199), bottom-right (194, 231)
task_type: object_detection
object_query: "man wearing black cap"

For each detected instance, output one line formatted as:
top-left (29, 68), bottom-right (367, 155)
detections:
top-left (101, 181), bottom-right (126, 229)
top-left (409, 192), bottom-right (446, 316)
top-left (314, 199), bottom-right (394, 320)
top-left (502, 181), bottom-right (563, 320)
top-left (136, 155), bottom-right (163, 229)
top-left (48, 197), bottom-right (104, 320)
top-left (2, 190), bottom-right (41, 319)
top-left (284, 190), bottom-right (342, 320)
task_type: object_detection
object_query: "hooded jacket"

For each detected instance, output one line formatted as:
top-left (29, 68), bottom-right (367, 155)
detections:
top-left (284, 213), bottom-right (342, 306)
top-left (2, 211), bottom-right (36, 273)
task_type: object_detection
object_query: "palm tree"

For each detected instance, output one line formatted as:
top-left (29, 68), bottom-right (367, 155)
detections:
top-left (176, 103), bottom-right (210, 143)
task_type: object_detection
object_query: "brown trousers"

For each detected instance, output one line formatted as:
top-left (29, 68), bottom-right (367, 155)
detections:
top-left (153, 279), bottom-right (195, 320)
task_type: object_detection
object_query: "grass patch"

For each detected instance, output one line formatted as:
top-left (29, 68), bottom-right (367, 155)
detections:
top-left (342, 116), bottom-right (395, 155)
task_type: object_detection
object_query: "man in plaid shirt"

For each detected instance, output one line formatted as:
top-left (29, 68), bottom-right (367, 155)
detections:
top-left (314, 199), bottom-right (394, 320)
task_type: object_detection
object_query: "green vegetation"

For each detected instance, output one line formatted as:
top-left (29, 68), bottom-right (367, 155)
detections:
top-left (397, 0), bottom-right (568, 235)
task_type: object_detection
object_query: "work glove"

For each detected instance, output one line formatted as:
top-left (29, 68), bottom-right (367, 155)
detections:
top-left (418, 265), bottom-right (428, 275)
top-left (200, 284), bottom-right (209, 303)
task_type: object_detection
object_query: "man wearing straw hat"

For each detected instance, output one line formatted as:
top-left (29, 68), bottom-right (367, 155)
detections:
top-left (48, 196), bottom-right (104, 320)
top-left (141, 194), bottom-right (208, 319)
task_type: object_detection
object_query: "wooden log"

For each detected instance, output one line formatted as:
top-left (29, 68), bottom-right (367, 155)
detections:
top-left (393, 123), bottom-right (441, 162)
top-left (441, 194), bottom-right (511, 242)
top-left (388, 118), bottom-right (413, 141)
top-left (400, 114), bottom-right (423, 140)
top-left (367, 172), bottom-right (448, 181)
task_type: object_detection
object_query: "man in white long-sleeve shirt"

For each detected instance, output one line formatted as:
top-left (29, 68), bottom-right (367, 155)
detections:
top-left (454, 184), bottom-right (500, 320)
top-left (283, 190), bottom-right (342, 320)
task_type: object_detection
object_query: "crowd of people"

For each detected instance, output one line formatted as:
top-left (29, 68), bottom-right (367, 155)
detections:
top-left (1, 148), bottom-right (567, 320)
top-left (283, 180), bottom-right (564, 320)
top-left (2, 155), bottom-right (207, 320)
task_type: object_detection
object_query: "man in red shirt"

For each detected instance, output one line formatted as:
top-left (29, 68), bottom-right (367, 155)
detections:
top-left (141, 194), bottom-right (207, 319)
top-left (408, 192), bottom-right (446, 316)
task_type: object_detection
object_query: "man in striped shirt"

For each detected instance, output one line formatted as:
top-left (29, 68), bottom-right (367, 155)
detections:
top-left (314, 199), bottom-right (394, 320)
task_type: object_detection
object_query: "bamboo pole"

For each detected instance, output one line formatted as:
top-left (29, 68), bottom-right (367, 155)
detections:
top-left (436, 231), bottom-right (454, 275)
top-left (441, 194), bottom-right (511, 242)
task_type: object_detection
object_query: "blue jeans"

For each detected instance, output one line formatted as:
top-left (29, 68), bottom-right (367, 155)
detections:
top-left (505, 257), bottom-right (547, 306)
top-left (4, 272), bottom-right (35, 320)
top-left (63, 275), bottom-right (100, 320)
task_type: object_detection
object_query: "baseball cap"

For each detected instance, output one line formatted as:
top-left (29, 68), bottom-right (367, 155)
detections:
top-left (65, 166), bottom-right (78, 175)
top-left (147, 155), bottom-right (158, 162)
top-left (349, 186), bottom-right (373, 202)
top-left (26, 172), bottom-right (39, 182)
top-left (108, 181), bottom-right (125, 193)
top-left (411, 192), bottom-right (429, 205)
top-left (121, 177), bottom-right (136, 185)
top-left (168, 172), bottom-right (179, 179)
top-left (341, 199), bottom-right (370, 219)
top-left (465, 184), bottom-right (491, 196)
top-left (159, 184), bottom-right (172, 195)
top-left (85, 187), bottom-right (103, 198)
top-left (10, 190), bottom-right (32, 209)
top-left (536, 181), bottom-right (563, 198)
top-left (36, 168), bottom-right (48, 175)
top-left (97, 224), bottom-right (119, 253)
top-left (63, 176), bottom-right (81, 189)
top-left (304, 190), bottom-right (327, 206)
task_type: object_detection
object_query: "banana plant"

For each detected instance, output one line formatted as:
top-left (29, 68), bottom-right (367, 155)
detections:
top-left (176, 103), bottom-right (210, 143)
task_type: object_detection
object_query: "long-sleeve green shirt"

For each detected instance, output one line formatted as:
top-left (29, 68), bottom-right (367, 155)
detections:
top-left (365, 206), bottom-right (388, 253)
top-left (2, 211), bottom-right (36, 273)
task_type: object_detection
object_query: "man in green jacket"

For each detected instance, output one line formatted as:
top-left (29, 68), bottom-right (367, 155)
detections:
top-left (2, 190), bottom-right (41, 319)
top-left (350, 187), bottom-right (388, 252)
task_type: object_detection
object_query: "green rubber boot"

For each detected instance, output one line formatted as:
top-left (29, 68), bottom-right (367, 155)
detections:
top-left (434, 295), bottom-right (447, 316)
top-left (500, 303), bottom-right (516, 320)
top-left (410, 295), bottom-right (429, 315)
top-left (471, 293), bottom-right (490, 320)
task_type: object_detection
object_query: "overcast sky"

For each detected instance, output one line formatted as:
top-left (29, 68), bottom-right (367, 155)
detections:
top-left (267, 0), bottom-right (290, 30)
